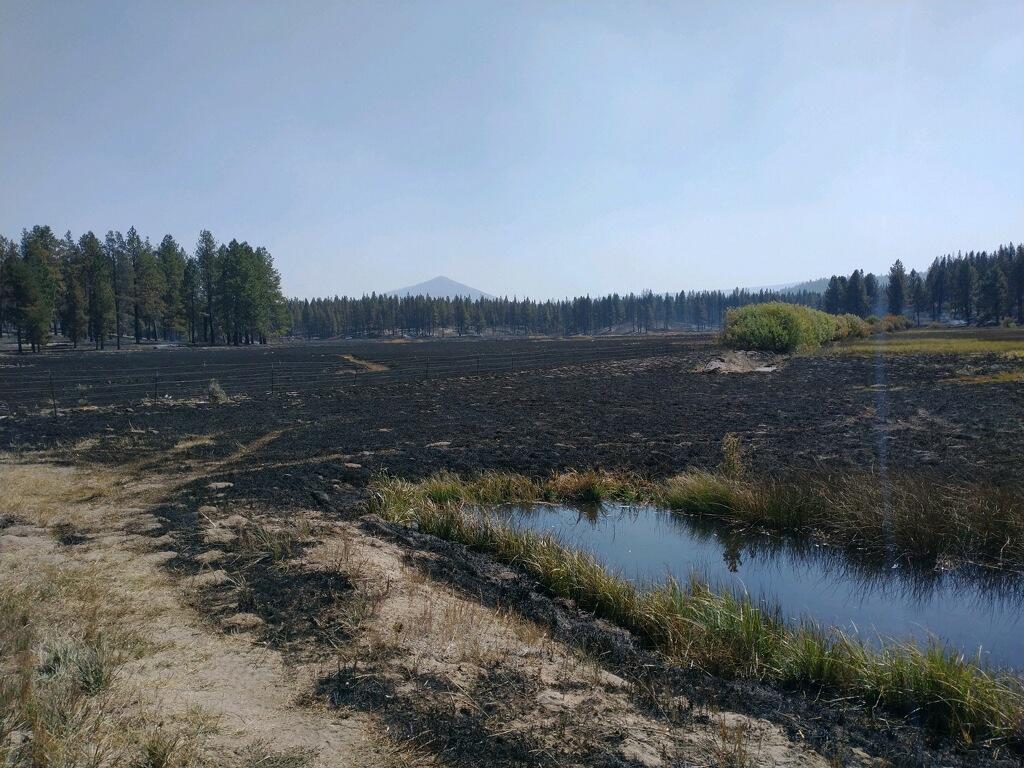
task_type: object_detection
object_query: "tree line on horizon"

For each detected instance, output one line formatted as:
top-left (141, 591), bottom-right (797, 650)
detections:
top-left (822, 243), bottom-right (1023, 326)
top-left (285, 288), bottom-right (822, 339)
top-left (2, 224), bottom-right (1021, 351)
top-left (0, 225), bottom-right (288, 352)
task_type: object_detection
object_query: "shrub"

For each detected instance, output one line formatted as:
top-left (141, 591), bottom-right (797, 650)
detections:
top-left (871, 314), bottom-right (910, 333)
top-left (207, 379), bottom-right (230, 404)
top-left (722, 303), bottom-right (840, 352)
top-left (836, 314), bottom-right (870, 339)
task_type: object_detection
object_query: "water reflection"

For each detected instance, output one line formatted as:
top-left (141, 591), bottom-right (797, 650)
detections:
top-left (490, 503), bottom-right (1024, 669)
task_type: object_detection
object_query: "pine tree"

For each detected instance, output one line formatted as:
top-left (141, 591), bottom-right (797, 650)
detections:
top-left (908, 270), bottom-right (926, 327)
top-left (104, 231), bottom-right (128, 349)
top-left (822, 276), bottom-right (844, 314)
top-left (0, 237), bottom-right (16, 337)
top-left (956, 260), bottom-right (977, 323)
top-left (845, 270), bottom-right (869, 317)
top-left (19, 227), bottom-right (60, 351)
top-left (864, 273), bottom-right (879, 315)
top-left (979, 265), bottom-right (1008, 323)
top-left (887, 259), bottom-right (907, 316)
top-left (58, 232), bottom-right (88, 347)
top-left (81, 233), bottom-right (114, 349)
top-left (195, 230), bottom-right (219, 344)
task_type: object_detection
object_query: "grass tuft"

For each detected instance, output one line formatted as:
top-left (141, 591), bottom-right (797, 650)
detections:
top-left (207, 379), bottom-right (230, 404)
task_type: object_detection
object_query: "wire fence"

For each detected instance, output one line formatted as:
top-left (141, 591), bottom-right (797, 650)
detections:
top-left (1, 338), bottom-right (703, 413)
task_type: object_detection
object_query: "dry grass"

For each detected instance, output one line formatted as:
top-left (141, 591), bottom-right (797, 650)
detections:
top-left (340, 354), bottom-right (389, 372)
top-left (696, 719), bottom-right (764, 768)
top-left (0, 462), bottom-right (120, 528)
top-left (831, 329), bottom-right (1024, 356)
top-left (0, 562), bottom-right (221, 768)
top-left (232, 522), bottom-right (299, 565)
top-left (208, 379), bottom-right (231, 404)
top-left (0, 461), bottom-right (219, 765)
top-left (956, 371), bottom-right (1024, 385)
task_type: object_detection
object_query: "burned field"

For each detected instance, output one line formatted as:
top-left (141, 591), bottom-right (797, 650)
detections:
top-left (3, 332), bottom-right (1024, 483)
top-left (3, 331), bottom-right (1024, 767)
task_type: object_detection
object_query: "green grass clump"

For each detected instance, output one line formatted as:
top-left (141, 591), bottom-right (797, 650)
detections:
top-left (368, 477), bottom-right (1024, 746)
top-left (722, 303), bottom-right (844, 352)
top-left (421, 470), bottom-right (540, 506)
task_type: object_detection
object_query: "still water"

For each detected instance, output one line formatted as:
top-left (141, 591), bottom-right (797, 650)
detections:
top-left (495, 503), bottom-right (1024, 670)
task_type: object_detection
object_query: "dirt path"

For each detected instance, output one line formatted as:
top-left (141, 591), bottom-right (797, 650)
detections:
top-left (0, 460), bottom-right (389, 767)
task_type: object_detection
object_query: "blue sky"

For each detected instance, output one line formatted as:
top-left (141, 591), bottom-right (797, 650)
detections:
top-left (1, 1), bottom-right (1021, 299)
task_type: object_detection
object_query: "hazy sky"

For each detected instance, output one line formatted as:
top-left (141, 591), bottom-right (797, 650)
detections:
top-left (2, 1), bottom-right (1021, 299)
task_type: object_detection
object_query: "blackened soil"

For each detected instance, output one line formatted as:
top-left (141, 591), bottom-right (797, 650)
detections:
top-left (3, 338), bottom-right (1023, 490)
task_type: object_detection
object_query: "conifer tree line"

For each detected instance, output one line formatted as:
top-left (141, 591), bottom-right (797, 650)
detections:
top-left (821, 243), bottom-right (1024, 325)
top-left (3, 226), bottom-right (1019, 350)
top-left (285, 288), bottom-right (821, 339)
top-left (0, 226), bottom-right (287, 352)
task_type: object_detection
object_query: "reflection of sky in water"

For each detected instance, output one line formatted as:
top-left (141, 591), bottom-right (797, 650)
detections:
top-left (494, 504), bottom-right (1024, 671)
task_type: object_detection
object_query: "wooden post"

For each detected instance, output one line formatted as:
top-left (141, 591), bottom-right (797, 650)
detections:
top-left (49, 372), bottom-right (57, 418)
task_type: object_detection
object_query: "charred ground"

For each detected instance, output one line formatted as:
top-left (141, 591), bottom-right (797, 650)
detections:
top-left (3, 331), bottom-right (1024, 766)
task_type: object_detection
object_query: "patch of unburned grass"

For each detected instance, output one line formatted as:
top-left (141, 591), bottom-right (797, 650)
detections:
top-left (340, 354), bottom-right (389, 372)
top-left (0, 563), bottom-right (219, 767)
top-left (232, 522), bottom-right (298, 565)
top-left (956, 371), bottom-right (1024, 384)
top-left (0, 462), bottom-right (121, 527)
top-left (830, 329), bottom-right (1024, 356)
top-left (368, 474), bottom-right (1024, 747)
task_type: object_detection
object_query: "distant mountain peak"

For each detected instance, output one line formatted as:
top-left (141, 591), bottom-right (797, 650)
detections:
top-left (386, 276), bottom-right (491, 299)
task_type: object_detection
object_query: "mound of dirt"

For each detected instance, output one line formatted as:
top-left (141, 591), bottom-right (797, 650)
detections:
top-left (698, 350), bottom-right (782, 374)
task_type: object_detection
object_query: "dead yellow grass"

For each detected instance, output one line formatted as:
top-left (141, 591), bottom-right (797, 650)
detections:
top-left (831, 330), bottom-right (1024, 356)
top-left (956, 371), bottom-right (1024, 385)
top-left (0, 462), bottom-right (121, 527)
top-left (340, 354), bottom-right (389, 372)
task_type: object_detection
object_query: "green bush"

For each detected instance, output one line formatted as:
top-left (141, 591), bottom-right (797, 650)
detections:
top-left (722, 303), bottom-right (841, 352)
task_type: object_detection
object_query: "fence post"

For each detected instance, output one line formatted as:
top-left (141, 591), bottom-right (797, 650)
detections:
top-left (511, 353), bottom-right (515, 373)
top-left (270, 362), bottom-right (275, 394)
top-left (49, 372), bottom-right (57, 418)
top-left (425, 356), bottom-right (430, 380)
top-left (477, 354), bottom-right (481, 375)
top-left (154, 374), bottom-right (159, 399)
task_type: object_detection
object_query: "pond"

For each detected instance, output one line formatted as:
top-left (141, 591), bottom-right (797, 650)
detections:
top-left (494, 503), bottom-right (1024, 670)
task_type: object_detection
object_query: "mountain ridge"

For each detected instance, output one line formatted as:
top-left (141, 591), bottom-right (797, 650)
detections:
top-left (386, 275), bottom-right (492, 299)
